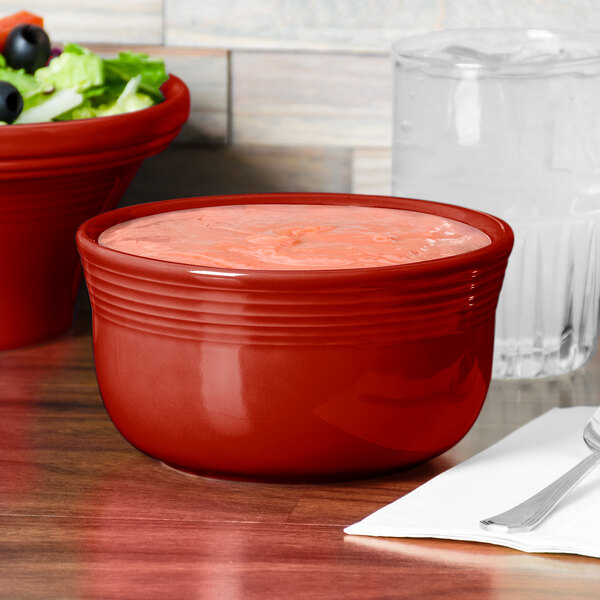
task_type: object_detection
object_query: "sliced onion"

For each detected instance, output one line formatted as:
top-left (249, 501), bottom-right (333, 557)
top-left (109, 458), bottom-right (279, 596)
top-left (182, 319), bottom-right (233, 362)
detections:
top-left (15, 88), bottom-right (83, 124)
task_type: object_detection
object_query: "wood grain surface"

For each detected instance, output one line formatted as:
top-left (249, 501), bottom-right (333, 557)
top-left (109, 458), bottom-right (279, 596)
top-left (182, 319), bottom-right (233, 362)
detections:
top-left (0, 0), bottom-right (163, 45)
top-left (118, 145), bottom-right (352, 207)
top-left (2, 294), bottom-right (600, 599)
top-left (162, 0), bottom-right (600, 52)
top-left (164, 0), bottom-right (442, 52)
top-left (4, 1), bottom-right (600, 53)
top-left (231, 51), bottom-right (391, 148)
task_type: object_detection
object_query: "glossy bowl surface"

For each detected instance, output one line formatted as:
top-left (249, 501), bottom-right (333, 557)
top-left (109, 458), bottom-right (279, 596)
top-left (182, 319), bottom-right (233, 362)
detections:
top-left (77, 193), bottom-right (513, 481)
top-left (0, 75), bottom-right (190, 350)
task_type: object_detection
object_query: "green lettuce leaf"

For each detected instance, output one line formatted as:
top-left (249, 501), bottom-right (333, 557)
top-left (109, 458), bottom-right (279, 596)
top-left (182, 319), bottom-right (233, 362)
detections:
top-left (0, 68), bottom-right (41, 96)
top-left (34, 47), bottom-right (103, 92)
top-left (55, 74), bottom-right (153, 120)
top-left (103, 52), bottom-right (168, 102)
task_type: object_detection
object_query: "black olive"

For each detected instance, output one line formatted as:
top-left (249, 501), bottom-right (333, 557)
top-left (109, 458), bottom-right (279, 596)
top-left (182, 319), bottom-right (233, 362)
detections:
top-left (0, 81), bottom-right (24, 124)
top-left (3, 24), bottom-right (51, 74)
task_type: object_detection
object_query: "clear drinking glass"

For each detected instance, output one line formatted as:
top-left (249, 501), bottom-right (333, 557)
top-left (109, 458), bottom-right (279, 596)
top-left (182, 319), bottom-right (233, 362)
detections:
top-left (392, 28), bottom-right (600, 379)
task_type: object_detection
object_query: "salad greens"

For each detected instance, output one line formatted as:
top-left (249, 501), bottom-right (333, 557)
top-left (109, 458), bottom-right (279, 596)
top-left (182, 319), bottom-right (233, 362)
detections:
top-left (0, 42), bottom-right (168, 124)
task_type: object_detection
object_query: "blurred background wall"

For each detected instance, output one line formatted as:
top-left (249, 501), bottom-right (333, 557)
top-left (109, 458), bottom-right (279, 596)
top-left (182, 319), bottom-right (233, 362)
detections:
top-left (1, 0), bottom-right (599, 204)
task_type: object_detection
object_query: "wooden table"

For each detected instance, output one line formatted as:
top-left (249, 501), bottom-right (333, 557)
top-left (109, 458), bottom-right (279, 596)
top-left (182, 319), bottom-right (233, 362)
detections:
top-left (2, 304), bottom-right (600, 599)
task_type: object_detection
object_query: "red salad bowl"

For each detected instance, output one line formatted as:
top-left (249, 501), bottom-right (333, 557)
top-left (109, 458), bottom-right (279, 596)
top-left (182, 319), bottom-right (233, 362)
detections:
top-left (77, 193), bottom-right (513, 481)
top-left (0, 75), bottom-right (190, 351)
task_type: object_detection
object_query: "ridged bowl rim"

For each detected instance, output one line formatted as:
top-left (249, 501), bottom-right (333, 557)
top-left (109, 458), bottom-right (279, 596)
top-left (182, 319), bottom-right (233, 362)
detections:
top-left (0, 75), bottom-right (190, 159)
top-left (77, 192), bottom-right (514, 285)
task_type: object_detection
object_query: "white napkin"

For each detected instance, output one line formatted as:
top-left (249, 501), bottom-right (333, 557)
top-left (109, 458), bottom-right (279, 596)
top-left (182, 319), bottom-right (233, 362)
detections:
top-left (345, 406), bottom-right (600, 558)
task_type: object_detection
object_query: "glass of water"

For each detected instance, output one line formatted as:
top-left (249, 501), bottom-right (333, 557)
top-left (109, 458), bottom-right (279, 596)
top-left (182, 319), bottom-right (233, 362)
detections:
top-left (392, 28), bottom-right (600, 379)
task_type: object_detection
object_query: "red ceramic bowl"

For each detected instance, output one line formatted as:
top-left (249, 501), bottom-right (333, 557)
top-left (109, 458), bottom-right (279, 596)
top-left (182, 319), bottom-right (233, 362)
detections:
top-left (0, 75), bottom-right (190, 351)
top-left (77, 193), bottom-right (513, 481)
